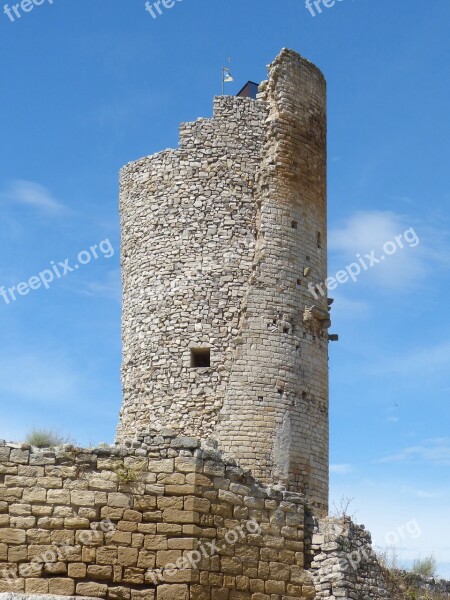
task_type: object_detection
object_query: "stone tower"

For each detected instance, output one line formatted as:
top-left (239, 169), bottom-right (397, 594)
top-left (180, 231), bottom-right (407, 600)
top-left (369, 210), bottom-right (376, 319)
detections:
top-left (117, 49), bottom-right (330, 515)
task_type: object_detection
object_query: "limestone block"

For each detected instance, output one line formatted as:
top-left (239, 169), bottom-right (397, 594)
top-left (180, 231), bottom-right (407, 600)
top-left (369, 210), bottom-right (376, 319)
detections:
top-left (96, 546), bottom-right (118, 565)
top-left (22, 488), bottom-right (47, 503)
top-left (108, 493), bottom-right (132, 509)
top-left (0, 529), bottom-right (26, 544)
top-left (76, 582), bottom-right (108, 597)
top-left (9, 449), bottom-right (30, 464)
top-left (117, 547), bottom-right (138, 567)
top-left (175, 457), bottom-right (202, 473)
top-left (24, 578), bottom-right (50, 594)
top-left (67, 562), bottom-right (87, 578)
top-left (48, 578), bottom-right (76, 595)
top-left (87, 565), bottom-right (113, 580)
top-left (156, 584), bottom-right (189, 600)
top-left (122, 568), bottom-right (145, 584)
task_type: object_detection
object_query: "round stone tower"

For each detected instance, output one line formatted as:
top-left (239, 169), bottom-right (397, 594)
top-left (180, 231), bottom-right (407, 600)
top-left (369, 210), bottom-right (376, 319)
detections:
top-left (117, 49), bottom-right (330, 515)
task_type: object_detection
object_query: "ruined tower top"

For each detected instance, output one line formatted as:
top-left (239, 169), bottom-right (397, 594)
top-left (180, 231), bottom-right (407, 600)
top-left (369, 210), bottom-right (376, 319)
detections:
top-left (117, 49), bottom-right (330, 515)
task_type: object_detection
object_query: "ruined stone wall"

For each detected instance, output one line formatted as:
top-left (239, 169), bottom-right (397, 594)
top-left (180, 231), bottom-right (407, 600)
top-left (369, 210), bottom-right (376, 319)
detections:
top-left (0, 436), bottom-right (313, 600)
top-left (117, 48), bottom-right (330, 515)
top-left (308, 517), bottom-right (392, 599)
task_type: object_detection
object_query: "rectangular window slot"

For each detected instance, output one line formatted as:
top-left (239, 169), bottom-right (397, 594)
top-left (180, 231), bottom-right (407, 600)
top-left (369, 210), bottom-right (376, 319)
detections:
top-left (291, 220), bottom-right (298, 229)
top-left (190, 348), bottom-right (211, 368)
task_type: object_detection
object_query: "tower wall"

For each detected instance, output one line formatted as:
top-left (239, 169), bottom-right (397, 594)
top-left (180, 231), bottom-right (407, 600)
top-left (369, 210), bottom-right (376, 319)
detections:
top-left (117, 49), bottom-right (329, 515)
top-left (117, 96), bottom-right (268, 442)
top-left (216, 50), bottom-right (329, 515)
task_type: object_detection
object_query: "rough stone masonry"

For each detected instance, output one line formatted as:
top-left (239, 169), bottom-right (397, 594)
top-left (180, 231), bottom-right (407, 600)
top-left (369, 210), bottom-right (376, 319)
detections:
top-left (117, 48), bottom-right (331, 518)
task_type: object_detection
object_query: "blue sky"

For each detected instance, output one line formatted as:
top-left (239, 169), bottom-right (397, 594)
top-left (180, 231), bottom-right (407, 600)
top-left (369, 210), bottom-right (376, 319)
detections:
top-left (1, 0), bottom-right (449, 576)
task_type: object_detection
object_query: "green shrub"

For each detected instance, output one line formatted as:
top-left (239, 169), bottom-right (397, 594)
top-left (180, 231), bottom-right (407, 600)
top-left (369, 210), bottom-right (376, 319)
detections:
top-left (113, 465), bottom-right (144, 484)
top-left (412, 555), bottom-right (437, 579)
top-left (25, 429), bottom-right (70, 449)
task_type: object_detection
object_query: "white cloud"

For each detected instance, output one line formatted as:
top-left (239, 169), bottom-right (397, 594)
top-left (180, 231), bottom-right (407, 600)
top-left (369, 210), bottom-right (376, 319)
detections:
top-left (377, 438), bottom-right (450, 466)
top-left (387, 416), bottom-right (400, 423)
top-left (0, 180), bottom-right (67, 215)
top-left (329, 210), bottom-right (424, 290)
top-left (328, 292), bottom-right (370, 320)
top-left (369, 340), bottom-right (450, 377)
top-left (330, 464), bottom-right (354, 474)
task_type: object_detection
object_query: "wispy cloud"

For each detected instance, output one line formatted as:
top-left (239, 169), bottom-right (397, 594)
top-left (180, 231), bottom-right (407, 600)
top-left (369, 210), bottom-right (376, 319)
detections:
top-left (77, 269), bottom-right (122, 302)
top-left (329, 210), bottom-right (424, 290)
top-left (329, 209), bottom-right (450, 296)
top-left (377, 438), bottom-right (450, 466)
top-left (0, 180), bottom-right (67, 215)
top-left (368, 340), bottom-right (450, 377)
top-left (330, 463), bottom-right (354, 474)
top-left (387, 416), bottom-right (400, 423)
top-left (329, 292), bottom-right (370, 320)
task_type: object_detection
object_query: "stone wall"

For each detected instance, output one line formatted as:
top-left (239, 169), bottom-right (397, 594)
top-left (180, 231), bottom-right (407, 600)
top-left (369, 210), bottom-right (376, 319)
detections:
top-left (0, 436), bottom-right (314, 600)
top-left (118, 95), bottom-right (267, 445)
top-left (308, 516), bottom-right (392, 599)
top-left (117, 48), bottom-right (330, 515)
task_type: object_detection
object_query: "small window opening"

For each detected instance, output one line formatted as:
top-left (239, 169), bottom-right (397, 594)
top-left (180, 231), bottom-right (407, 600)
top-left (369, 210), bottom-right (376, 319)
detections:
top-left (190, 348), bottom-right (211, 368)
top-left (291, 220), bottom-right (298, 229)
top-left (283, 327), bottom-right (290, 334)
top-left (278, 388), bottom-right (284, 396)
top-left (258, 396), bottom-right (264, 402)
top-left (317, 231), bottom-right (322, 249)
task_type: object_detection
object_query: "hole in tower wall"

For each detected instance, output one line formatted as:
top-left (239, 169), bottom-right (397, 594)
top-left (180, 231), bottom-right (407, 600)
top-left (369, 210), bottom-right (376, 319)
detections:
top-left (291, 220), bottom-right (298, 229)
top-left (190, 348), bottom-right (211, 368)
top-left (317, 231), bottom-right (322, 249)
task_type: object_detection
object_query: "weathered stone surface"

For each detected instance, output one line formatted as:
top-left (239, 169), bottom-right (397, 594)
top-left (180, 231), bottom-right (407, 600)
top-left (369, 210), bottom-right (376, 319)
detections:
top-left (156, 584), bottom-right (188, 600)
top-left (116, 48), bottom-right (329, 518)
